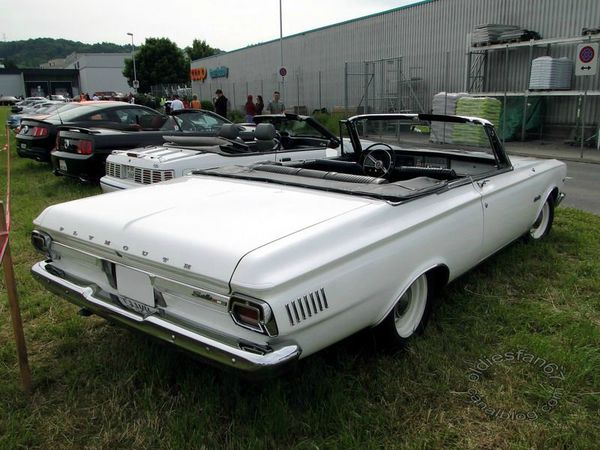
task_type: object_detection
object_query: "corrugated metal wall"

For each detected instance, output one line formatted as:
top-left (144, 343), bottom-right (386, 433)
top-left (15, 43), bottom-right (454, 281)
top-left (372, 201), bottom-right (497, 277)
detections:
top-left (191, 0), bottom-right (600, 126)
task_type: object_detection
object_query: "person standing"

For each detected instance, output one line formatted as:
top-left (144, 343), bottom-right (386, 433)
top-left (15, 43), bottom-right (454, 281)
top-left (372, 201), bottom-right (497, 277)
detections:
top-left (214, 89), bottom-right (228, 118)
top-left (267, 91), bottom-right (285, 114)
top-left (244, 95), bottom-right (257, 122)
top-left (255, 95), bottom-right (264, 115)
top-left (191, 94), bottom-right (201, 109)
top-left (171, 94), bottom-right (184, 111)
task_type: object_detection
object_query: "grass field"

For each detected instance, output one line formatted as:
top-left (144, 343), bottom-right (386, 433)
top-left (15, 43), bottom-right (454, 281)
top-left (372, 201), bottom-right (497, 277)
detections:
top-left (0, 106), bottom-right (599, 449)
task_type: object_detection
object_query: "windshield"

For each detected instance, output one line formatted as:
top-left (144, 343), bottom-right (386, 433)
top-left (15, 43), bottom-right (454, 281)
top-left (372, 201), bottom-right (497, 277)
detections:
top-left (348, 116), bottom-right (496, 158)
top-left (173, 111), bottom-right (227, 132)
top-left (255, 115), bottom-right (335, 142)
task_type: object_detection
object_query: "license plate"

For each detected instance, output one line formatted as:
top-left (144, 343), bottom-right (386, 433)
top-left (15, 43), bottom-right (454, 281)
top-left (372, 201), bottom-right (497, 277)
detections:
top-left (59, 159), bottom-right (67, 171)
top-left (20, 143), bottom-right (26, 149)
top-left (115, 265), bottom-right (156, 316)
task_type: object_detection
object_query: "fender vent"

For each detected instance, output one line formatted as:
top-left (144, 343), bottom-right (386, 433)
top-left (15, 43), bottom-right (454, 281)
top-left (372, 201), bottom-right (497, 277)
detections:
top-left (285, 288), bottom-right (328, 326)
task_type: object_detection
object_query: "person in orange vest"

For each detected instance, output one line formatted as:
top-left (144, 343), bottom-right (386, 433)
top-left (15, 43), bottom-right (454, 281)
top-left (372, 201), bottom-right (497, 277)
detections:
top-left (191, 94), bottom-right (201, 110)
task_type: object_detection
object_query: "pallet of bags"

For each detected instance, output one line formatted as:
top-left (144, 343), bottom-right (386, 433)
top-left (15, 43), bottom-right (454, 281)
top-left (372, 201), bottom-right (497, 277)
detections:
top-left (430, 92), bottom-right (469, 144)
top-left (452, 97), bottom-right (502, 146)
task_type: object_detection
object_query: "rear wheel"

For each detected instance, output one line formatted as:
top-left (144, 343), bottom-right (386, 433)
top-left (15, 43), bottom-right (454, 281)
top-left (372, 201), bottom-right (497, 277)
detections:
top-left (527, 196), bottom-right (555, 241)
top-left (376, 273), bottom-right (433, 347)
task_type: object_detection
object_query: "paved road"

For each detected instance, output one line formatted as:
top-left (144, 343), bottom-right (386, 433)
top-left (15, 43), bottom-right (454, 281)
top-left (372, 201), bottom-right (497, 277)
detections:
top-left (562, 160), bottom-right (600, 215)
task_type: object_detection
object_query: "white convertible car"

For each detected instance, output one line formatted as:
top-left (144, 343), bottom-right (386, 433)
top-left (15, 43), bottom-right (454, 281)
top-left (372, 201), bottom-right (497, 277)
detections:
top-left (99, 114), bottom-right (342, 193)
top-left (32, 114), bottom-right (566, 374)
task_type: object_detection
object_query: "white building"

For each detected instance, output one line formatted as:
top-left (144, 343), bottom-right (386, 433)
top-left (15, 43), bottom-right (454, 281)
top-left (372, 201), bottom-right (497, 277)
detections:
top-left (62, 52), bottom-right (132, 95)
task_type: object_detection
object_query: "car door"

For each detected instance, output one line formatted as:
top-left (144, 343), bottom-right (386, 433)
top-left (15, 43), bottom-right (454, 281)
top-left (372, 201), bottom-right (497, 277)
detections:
top-left (473, 166), bottom-right (543, 259)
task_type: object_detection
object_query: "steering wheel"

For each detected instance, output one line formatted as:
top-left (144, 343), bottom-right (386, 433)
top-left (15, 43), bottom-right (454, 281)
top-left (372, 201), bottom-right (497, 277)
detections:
top-left (360, 143), bottom-right (395, 177)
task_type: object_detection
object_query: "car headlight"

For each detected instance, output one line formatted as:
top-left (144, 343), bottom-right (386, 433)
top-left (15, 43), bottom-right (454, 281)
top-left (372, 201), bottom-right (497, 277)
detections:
top-left (229, 294), bottom-right (278, 336)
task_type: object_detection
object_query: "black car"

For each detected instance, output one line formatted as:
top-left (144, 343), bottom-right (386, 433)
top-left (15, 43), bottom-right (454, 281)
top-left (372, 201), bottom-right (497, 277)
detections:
top-left (16, 102), bottom-right (164, 162)
top-left (51, 109), bottom-right (247, 182)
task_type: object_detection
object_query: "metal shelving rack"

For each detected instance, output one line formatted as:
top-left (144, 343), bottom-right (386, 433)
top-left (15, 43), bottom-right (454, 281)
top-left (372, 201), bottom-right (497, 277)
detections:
top-left (465, 34), bottom-right (600, 149)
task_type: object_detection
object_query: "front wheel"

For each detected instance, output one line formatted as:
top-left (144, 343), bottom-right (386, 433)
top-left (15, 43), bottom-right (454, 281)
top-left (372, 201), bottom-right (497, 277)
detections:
top-left (527, 196), bottom-right (555, 241)
top-left (375, 273), bottom-right (433, 348)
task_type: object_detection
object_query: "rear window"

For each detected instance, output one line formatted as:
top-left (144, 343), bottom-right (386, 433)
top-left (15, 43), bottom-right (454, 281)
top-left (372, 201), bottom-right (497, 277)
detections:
top-left (46, 104), bottom-right (110, 122)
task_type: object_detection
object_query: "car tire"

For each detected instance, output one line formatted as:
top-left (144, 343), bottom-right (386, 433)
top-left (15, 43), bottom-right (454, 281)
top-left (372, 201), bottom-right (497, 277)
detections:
top-left (376, 272), bottom-right (433, 348)
top-left (526, 196), bottom-right (555, 241)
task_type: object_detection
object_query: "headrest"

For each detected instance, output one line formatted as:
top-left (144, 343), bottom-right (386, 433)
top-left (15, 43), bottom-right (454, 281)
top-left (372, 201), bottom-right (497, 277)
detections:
top-left (218, 124), bottom-right (240, 140)
top-left (255, 123), bottom-right (277, 140)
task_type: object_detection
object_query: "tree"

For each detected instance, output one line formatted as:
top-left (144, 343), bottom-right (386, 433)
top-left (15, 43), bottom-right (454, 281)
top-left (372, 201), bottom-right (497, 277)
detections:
top-left (184, 39), bottom-right (220, 61)
top-left (2, 59), bottom-right (18, 69)
top-left (123, 38), bottom-right (188, 94)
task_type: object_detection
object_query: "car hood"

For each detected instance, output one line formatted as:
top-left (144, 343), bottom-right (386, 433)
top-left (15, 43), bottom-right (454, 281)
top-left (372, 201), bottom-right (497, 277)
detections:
top-left (109, 145), bottom-right (213, 166)
top-left (34, 175), bottom-right (371, 285)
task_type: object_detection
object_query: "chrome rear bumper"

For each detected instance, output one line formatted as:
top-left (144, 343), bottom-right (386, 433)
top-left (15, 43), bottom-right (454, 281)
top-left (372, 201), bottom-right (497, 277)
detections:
top-left (32, 261), bottom-right (301, 374)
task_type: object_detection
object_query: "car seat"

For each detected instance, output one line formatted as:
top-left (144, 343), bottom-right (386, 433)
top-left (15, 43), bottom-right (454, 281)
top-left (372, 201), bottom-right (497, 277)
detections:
top-left (254, 123), bottom-right (279, 152)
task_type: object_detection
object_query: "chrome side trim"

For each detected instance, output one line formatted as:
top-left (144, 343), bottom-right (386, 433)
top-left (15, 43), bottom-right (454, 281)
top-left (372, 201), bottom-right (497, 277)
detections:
top-left (32, 261), bottom-right (301, 373)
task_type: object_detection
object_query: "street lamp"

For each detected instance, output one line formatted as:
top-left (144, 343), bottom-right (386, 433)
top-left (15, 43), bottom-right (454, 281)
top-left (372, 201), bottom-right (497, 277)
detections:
top-left (126, 32), bottom-right (138, 93)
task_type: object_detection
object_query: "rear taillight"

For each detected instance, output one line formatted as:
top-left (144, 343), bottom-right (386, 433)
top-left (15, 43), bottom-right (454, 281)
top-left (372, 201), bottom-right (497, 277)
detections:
top-left (31, 230), bottom-right (53, 256)
top-left (32, 126), bottom-right (48, 137)
top-left (229, 295), bottom-right (278, 336)
top-left (77, 140), bottom-right (93, 155)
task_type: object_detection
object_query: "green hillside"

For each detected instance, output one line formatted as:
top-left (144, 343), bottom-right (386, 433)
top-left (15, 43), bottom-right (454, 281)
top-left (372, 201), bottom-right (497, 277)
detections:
top-left (0, 38), bottom-right (130, 68)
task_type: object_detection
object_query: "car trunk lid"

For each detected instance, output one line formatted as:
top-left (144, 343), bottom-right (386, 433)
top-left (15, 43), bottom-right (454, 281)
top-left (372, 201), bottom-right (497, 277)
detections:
top-left (34, 176), bottom-right (372, 285)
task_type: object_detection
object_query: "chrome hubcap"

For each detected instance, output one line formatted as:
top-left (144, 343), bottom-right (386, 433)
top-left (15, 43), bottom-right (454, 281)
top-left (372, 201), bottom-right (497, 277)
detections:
top-left (530, 202), bottom-right (550, 239)
top-left (394, 274), bottom-right (428, 338)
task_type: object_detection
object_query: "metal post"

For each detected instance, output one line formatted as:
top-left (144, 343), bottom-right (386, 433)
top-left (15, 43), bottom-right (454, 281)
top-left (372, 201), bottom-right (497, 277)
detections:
top-left (279, 0), bottom-right (285, 102)
top-left (464, 33), bottom-right (472, 92)
top-left (296, 73), bottom-right (300, 112)
top-left (581, 83), bottom-right (588, 159)
top-left (379, 60), bottom-right (385, 113)
top-left (1, 201), bottom-right (32, 394)
top-left (443, 51), bottom-right (449, 142)
top-left (127, 33), bottom-right (137, 94)
top-left (364, 62), bottom-right (369, 114)
top-left (232, 83), bottom-right (236, 116)
top-left (344, 62), bottom-right (349, 112)
top-left (502, 45), bottom-right (509, 145)
top-left (396, 58), bottom-right (401, 113)
top-left (318, 70), bottom-right (322, 110)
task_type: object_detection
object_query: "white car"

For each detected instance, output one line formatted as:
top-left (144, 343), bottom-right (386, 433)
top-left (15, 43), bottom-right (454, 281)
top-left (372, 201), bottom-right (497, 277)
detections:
top-left (31, 113), bottom-right (566, 375)
top-left (99, 114), bottom-right (342, 192)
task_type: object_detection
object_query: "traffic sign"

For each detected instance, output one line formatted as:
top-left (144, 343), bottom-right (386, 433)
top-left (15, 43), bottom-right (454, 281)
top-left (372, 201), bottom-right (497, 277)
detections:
top-left (576, 43), bottom-right (598, 76)
top-left (279, 67), bottom-right (287, 77)
top-left (132, 79), bottom-right (140, 89)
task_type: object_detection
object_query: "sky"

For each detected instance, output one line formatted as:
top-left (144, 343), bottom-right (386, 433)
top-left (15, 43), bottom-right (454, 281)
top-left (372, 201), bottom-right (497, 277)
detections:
top-left (0, 0), bottom-right (420, 51)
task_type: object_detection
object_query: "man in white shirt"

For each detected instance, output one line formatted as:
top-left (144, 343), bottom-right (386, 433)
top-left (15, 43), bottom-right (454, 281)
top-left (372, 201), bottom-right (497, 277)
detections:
top-left (170, 94), bottom-right (184, 111)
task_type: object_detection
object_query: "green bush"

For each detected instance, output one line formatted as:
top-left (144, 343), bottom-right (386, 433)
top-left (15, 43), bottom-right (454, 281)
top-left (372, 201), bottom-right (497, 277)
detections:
top-left (201, 100), bottom-right (214, 111)
top-left (133, 94), bottom-right (160, 110)
top-left (311, 111), bottom-right (351, 134)
top-left (228, 110), bottom-right (244, 123)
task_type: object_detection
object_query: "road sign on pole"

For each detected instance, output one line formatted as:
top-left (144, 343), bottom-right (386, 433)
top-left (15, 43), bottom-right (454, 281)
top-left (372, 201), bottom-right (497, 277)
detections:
top-left (132, 80), bottom-right (140, 89)
top-left (576, 43), bottom-right (598, 76)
